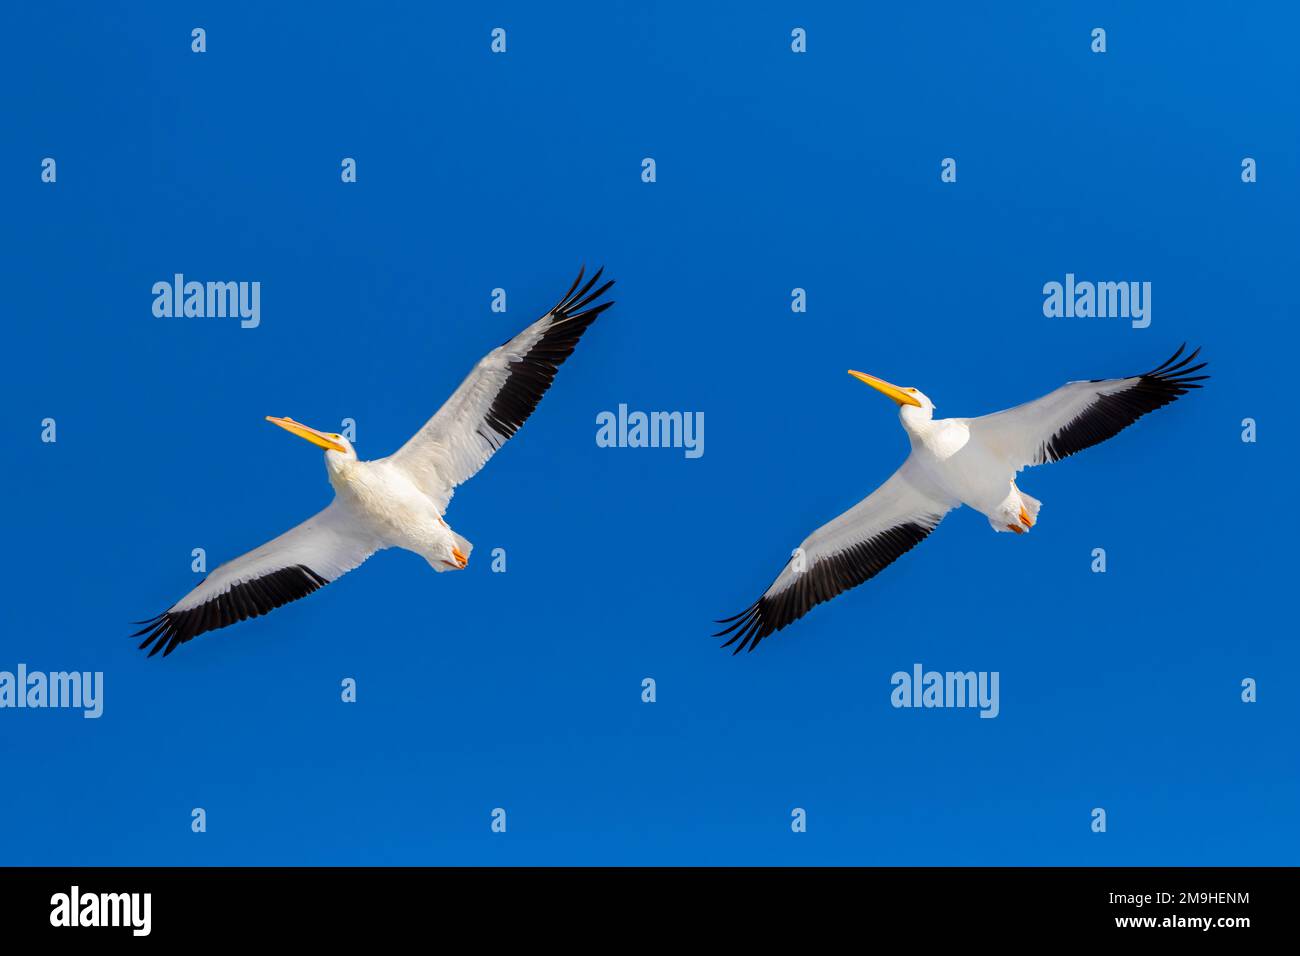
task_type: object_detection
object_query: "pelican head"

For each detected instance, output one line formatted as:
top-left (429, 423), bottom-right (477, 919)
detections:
top-left (265, 416), bottom-right (357, 461)
top-left (847, 370), bottom-right (935, 423)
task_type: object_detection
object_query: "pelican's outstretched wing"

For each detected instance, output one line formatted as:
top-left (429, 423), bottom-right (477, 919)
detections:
top-left (385, 267), bottom-right (615, 511)
top-left (715, 465), bottom-right (957, 654)
top-left (968, 345), bottom-right (1208, 471)
top-left (133, 502), bottom-right (382, 657)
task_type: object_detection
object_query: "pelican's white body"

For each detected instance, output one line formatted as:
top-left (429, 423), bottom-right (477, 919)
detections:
top-left (898, 406), bottom-right (1039, 533)
top-left (326, 452), bottom-right (470, 570)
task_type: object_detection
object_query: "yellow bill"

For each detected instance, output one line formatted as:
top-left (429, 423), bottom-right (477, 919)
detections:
top-left (265, 416), bottom-right (347, 452)
top-left (847, 370), bottom-right (922, 408)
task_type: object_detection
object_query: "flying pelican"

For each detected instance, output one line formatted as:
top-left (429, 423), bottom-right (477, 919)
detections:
top-left (134, 268), bottom-right (615, 657)
top-left (715, 345), bottom-right (1208, 653)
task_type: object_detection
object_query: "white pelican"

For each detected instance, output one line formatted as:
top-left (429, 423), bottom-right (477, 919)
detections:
top-left (134, 268), bottom-right (615, 657)
top-left (716, 345), bottom-right (1208, 653)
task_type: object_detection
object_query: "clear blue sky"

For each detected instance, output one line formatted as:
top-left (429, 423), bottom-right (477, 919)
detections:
top-left (2, 2), bottom-right (1296, 865)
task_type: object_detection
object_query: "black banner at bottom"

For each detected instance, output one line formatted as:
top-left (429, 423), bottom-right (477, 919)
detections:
top-left (0, 866), bottom-right (1286, 940)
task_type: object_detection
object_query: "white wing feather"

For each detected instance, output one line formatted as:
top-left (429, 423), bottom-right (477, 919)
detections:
top-left (967, 377), bottom-right (1142, 470)
top-left (384, 268), bottom-right (614, 512)
top-left (135, 501), bottom-right (382, 656)
top-left (716, 462), bottom-right (957, 653)
top-left (171, 502), bottom-right (381, 612)
top-left (968, 345), bottom-right (1208, 471)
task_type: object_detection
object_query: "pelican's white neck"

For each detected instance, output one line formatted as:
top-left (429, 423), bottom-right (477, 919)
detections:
top-left (325, 449), bottom-right (360, 489)
top-left (899, 403), bottom-right (935, 434)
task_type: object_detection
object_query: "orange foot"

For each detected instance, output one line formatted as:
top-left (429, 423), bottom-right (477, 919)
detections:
top-left (444, 547), bottom-right (469, 569)
top-left (1019, 506), bottom-right (1035, 529)
top-left (1006, 524), bottom-right (1026, 534)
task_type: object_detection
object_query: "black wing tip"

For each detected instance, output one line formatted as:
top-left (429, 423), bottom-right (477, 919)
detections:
top-left (129, 613), bottom-right (164, 634)
top-left (713, 600), bottom-right (770, 655)
top-left (476, 270), bottom-right (616, 444)
top-left (1143, 343), bottom-right (1209, 388)
top-left (133, 564), bottom-right (329, 658)
top-left (712, 602), bottom-right (758, 636)
top-left (1045, 346), bottom-right (1209, 464)
top-left (133, 610), bottom-right (181, 657)
top-left (553, 265), bottom-right (615, 320)
top-left (713, 520), bottom-right (940, 657)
